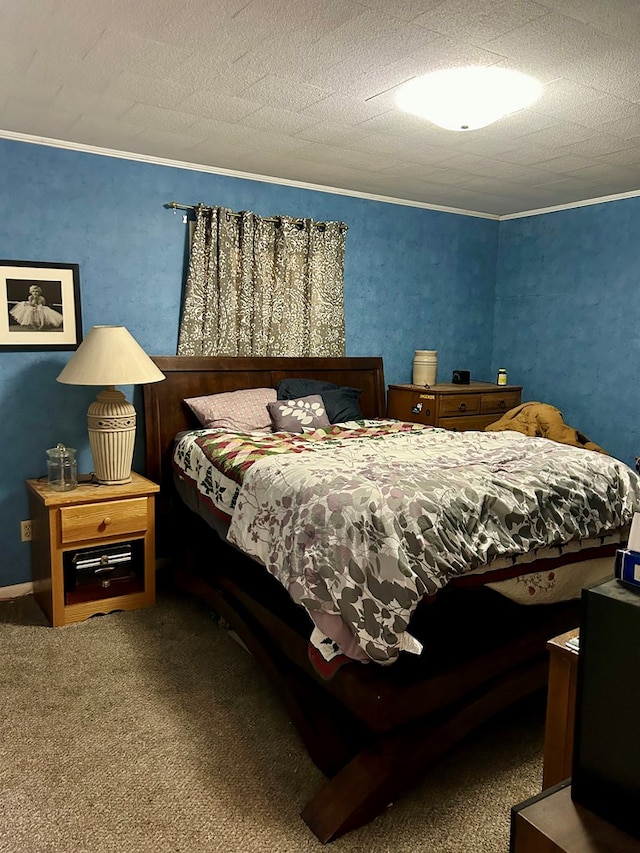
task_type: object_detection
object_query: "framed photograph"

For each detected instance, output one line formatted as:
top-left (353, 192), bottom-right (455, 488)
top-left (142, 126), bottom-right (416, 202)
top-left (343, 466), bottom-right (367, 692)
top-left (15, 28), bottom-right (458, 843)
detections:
top-left (0, 260), bottom-right (82, 351)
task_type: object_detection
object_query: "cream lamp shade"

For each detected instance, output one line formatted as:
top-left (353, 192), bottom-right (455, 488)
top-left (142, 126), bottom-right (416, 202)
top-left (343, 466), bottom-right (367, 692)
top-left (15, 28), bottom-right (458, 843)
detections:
top-left (57, 325), bottom-right (165, 485)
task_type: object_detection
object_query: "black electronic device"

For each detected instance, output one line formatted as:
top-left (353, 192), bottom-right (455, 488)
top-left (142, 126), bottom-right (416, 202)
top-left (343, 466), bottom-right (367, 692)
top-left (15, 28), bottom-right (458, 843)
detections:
top-left (63, 542), bottom-right (140, 605)
top-left (452, 370), bottom-right (470, 384)
top-left (572, 578), bottom-right (640, 838)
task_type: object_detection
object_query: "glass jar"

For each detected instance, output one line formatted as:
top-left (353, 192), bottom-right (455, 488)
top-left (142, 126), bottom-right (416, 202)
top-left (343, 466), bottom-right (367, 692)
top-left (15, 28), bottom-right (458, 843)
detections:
top-left (497, 368), bottom-right (508, 385)
top-left (47, 443), bottom-right (78, 491)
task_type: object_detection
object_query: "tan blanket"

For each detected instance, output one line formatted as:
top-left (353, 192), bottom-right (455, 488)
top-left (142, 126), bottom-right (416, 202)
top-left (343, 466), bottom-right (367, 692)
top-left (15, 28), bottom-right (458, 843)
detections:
top-left (485, 402), bottom-right (607, 454)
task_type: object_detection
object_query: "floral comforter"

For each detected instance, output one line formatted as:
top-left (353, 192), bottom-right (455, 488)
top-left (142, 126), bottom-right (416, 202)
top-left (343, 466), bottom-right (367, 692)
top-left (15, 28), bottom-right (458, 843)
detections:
top-left (173, 421), bottom-right (640, 664)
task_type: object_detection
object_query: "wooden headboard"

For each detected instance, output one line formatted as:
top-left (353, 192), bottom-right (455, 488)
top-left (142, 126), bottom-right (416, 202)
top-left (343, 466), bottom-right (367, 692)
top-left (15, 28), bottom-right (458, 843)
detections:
top-left (143, 356), bottom-right (386, 537)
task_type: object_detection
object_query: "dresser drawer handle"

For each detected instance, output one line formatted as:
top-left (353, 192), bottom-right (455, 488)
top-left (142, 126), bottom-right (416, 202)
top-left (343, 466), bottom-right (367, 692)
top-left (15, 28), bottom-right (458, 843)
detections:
top-left (498, 400), bottom-right (506, 409)
top-left (102, 516), bottom-right (112, 527)
top-left (458, 403), bottom-right (467, 412)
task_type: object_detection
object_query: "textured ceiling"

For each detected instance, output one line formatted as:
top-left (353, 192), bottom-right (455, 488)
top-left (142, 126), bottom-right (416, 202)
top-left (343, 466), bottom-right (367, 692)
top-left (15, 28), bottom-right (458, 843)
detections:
top-left (3, 0), bottom-right (640, 217)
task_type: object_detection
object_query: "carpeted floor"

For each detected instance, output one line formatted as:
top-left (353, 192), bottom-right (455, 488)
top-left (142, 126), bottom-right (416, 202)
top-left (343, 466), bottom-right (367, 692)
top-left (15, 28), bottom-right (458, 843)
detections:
top-left (0, 590), bottom-right (546, 853)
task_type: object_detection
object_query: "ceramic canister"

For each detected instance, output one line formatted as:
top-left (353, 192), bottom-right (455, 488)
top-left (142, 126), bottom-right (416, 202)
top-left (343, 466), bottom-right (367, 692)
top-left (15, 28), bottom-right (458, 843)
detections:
top-left (412, 350), bottom-right (438, 386)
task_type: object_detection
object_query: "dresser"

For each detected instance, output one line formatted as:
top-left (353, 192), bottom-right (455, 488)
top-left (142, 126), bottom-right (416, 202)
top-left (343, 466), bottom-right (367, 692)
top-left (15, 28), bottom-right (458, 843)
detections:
top-left (387, 382), bottom-right (522, 431)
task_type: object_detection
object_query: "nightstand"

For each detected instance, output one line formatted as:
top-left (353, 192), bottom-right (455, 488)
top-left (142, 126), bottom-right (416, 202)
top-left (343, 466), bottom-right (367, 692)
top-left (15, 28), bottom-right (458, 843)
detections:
top-left (543, 628), bottom-right (580, 789)
top-left (387, 382), bottom-right (522, 430)
top-left (27, 472), bottom-right (159, 626)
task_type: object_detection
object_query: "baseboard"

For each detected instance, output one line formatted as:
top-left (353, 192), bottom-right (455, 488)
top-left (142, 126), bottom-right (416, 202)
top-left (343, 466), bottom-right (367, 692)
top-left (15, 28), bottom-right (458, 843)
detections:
top-left (0, 581), bottom-right (34, 600)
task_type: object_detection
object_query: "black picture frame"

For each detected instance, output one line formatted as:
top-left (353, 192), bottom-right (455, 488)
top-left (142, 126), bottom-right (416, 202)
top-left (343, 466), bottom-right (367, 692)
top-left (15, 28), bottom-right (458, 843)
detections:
top-left (0, 260), bottom-right (83, 351)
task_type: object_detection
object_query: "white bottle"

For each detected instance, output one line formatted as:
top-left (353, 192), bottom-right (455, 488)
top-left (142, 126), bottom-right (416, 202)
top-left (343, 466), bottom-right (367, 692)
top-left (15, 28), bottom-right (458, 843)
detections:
top-left (497, 368), bottom-right (508, 386)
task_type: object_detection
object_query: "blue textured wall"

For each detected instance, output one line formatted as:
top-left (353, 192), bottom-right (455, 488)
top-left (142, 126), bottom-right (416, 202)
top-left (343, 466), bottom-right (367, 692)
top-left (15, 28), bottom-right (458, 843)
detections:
top-left (0, 138), bottom-right (497, 586)
top-left (495, 198), bottom-right (640, 466)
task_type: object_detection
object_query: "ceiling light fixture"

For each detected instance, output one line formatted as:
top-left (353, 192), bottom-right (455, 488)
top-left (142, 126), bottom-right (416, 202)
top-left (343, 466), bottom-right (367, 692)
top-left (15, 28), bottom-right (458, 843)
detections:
top-left (396, 66), bottom-right (543, 132)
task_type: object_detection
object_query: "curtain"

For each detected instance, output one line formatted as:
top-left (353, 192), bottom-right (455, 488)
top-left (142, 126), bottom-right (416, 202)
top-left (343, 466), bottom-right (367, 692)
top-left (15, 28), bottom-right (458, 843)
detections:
top-left (177, 205), bottom-right (347, 357)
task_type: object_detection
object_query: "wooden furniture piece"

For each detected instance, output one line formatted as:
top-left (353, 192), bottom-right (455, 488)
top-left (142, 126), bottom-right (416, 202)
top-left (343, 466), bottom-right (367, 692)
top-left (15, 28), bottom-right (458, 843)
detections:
top-left (27, 472), bottom-right (159, 627)
top-left (387, 381), bottom-right (522, 430)
top-left (543, 628), bottom-right (579, 789)
top-left (141, 356), bottom-right (605, 843)
top-left (510, 781), bottom-right (640, 852)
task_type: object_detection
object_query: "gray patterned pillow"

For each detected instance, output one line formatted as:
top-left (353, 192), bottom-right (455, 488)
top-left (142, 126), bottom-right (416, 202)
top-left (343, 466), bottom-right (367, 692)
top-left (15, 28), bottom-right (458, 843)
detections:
top-left (268, 395), bottom-right (330, 433)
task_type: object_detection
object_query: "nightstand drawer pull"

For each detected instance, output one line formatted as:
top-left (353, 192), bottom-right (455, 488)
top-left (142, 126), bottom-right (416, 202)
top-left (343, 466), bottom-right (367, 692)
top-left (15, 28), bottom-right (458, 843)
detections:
top-left (458, 403), bottom-right (467, 412)
top-left (60, 497), bottom-right (148, 544)
top-left (498, 400), bottom-right (506, 409)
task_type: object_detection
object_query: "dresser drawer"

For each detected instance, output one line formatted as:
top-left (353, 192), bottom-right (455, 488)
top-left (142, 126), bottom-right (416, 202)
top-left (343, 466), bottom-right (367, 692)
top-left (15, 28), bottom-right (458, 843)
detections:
top-left (439, 393), bottom-right (482, 417)
top-left (440, 414), bottom-right (502, 432)
top-left (480, 391), bottom-right (521, 415)
top-left (59, 497), bottom-right (149, 544)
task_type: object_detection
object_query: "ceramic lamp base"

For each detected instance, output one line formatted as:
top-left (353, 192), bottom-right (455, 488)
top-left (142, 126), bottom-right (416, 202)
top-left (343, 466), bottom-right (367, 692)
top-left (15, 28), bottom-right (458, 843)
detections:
top-left (87, 387), bottom-right (136, 485)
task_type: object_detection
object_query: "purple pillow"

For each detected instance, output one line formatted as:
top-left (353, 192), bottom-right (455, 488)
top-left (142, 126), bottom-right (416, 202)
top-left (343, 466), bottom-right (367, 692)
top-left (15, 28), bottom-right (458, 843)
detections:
top-left (268, 395), bottom-right (330, 433)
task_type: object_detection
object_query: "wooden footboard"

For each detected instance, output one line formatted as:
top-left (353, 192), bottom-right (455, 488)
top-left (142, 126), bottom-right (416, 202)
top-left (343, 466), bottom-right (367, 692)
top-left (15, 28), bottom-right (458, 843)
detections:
top-left (166, 503), bottom-right (581, 843)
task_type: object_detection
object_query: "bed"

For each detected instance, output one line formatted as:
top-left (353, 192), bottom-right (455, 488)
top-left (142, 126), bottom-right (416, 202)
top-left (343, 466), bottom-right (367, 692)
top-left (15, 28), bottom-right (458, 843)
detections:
top-left (143, 356), bottom-right (637, 842)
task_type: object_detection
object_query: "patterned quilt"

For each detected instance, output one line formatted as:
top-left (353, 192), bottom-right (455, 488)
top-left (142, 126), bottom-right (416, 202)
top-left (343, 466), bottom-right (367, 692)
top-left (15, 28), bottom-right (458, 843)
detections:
top-left (173, 421), bottom-right (640, 664)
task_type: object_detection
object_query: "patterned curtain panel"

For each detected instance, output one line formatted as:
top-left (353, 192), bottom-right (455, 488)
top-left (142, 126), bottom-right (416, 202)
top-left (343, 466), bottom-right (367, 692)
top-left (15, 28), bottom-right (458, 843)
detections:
top-left (177, 205), bottom-right (347, 357)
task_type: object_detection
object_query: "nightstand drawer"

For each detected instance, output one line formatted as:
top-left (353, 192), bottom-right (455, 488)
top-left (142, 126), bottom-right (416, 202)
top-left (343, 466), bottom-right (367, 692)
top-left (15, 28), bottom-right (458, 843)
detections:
top-left (60, 497), bottom-right (148, 543)
top-left (439, 393), bottom-right (482, 417)
top-left (480, 390), bottom-right (521, 414)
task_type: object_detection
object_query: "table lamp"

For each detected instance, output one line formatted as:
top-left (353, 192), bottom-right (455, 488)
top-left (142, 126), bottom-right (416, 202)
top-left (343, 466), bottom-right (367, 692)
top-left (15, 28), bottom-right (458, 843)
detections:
top-left (56, 325), bottom-right (165, 485)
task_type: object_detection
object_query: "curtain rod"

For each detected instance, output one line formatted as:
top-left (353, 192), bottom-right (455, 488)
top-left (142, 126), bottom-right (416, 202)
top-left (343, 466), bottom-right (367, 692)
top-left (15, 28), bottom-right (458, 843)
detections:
top-left (165, 201), bottom-right (347, 230)
top-left (167, 201), bottom-right (276, 223)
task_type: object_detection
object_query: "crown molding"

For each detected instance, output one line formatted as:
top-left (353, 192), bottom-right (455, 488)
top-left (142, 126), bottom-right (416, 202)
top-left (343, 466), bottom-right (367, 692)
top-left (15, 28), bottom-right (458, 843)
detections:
top-left (2, 129), bottom-right (639, 221)
top-left (499, 187), bottom-right (640, 220)
top-left (0, 130), bottom-right (497, 220)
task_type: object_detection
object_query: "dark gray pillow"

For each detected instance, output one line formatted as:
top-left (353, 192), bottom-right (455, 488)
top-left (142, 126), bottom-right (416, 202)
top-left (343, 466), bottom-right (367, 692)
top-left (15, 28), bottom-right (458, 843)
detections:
top-left (277, 378), bottom-right (338, 398)
top-left (276, 379), bottom-right (363, 423)
top-left (268, 395), bottom-right (330, 433)
top-left (320, 387), bottom-right (364, 423)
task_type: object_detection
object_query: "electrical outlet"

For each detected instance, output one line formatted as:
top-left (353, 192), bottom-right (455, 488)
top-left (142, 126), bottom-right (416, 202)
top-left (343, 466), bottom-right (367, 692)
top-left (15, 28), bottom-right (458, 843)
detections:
top-left (20, 520), bottom-right (33, 542)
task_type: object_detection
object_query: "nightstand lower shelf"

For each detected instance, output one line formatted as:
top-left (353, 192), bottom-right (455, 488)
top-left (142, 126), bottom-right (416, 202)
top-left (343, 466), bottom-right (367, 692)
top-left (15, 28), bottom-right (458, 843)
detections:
top-left (60, 590), bottom-right (153, 624)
